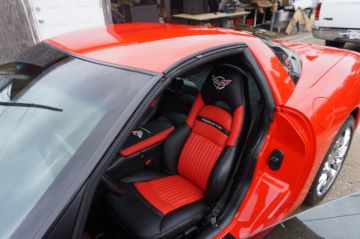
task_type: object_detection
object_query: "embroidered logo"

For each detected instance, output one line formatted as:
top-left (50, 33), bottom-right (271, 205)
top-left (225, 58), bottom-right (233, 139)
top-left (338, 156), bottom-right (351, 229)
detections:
top-left (212, 75), bottom-right (232, 90)
top-left (132, 130), bottom-right (143, 139)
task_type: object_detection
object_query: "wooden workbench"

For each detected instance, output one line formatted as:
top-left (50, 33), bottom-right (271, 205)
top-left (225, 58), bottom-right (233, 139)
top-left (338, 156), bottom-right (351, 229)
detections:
top-left (173, 11), bottom-right (250, 25)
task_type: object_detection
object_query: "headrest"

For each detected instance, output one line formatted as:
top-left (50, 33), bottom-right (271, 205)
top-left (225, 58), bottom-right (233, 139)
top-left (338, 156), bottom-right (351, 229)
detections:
top-left (201, 64), bottom-right (245, 111)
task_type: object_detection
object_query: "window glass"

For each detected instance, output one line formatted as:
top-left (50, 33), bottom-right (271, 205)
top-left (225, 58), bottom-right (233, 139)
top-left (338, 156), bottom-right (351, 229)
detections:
top-left (0, 44), bottom-right (151, 237)
top-left (262, 39), bottom-right (302, 84)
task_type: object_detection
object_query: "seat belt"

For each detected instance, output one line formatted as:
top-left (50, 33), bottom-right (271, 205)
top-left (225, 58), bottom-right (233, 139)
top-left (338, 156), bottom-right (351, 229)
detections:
top-left (205, 104), bottom-right (265, 228)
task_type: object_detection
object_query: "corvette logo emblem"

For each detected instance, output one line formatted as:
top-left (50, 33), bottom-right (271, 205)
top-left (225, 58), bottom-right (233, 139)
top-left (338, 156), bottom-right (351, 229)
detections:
top-left (212, 75), bottom-right (232, 90)
top-left (132, 130), bottom-right (143, 139)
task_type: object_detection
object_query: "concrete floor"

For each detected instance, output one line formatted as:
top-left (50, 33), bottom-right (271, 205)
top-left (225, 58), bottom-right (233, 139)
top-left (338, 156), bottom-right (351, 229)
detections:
top-left (278, 32), bottom-right (360, 204)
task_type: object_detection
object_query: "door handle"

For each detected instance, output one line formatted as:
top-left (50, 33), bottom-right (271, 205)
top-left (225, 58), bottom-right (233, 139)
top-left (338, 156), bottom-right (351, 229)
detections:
top-left (268, 149), bottom-right (284, 171)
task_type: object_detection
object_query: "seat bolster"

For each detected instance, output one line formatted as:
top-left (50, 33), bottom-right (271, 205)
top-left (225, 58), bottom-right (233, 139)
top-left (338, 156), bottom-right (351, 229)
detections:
top-left (106, 182), bottom-right (208, 239)
top-left (205, 146), bottom-right (239, 205)
top-left (119, 169), bottom-right (167, 183)
top-left (106, 183), bottom-right (163, 239)
top-left (160, 201), bottom-right (209, 237)
top-left (162, 124), bottom-right (191, 174)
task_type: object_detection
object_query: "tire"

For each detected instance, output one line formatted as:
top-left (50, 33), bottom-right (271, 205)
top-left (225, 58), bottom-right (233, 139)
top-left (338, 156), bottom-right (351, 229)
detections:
top-left (325, 40), bottom-right (345, 48)
top-left (304, 116), bottom-right (355, 206)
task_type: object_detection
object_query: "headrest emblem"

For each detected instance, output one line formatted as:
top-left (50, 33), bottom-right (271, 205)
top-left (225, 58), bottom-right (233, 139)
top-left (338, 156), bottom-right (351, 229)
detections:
top-left (212, 75), bottom-right (232, 90)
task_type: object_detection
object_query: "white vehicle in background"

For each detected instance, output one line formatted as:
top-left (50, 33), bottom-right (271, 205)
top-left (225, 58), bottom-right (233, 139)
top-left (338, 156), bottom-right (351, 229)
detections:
top-left (289, 0), bottom-right (319, 10)
top-left (313, 0), bottom-right (360, 48)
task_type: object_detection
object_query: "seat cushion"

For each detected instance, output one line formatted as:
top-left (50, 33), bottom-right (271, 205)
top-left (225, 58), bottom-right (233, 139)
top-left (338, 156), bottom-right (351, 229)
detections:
top-left (106, 177), bottom-right (208, 239)
top-left (135, 175), bottom-right (204, 215)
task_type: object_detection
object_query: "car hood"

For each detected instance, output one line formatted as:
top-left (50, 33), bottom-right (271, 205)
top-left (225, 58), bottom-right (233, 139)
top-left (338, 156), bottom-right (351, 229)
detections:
top-left (279, 41), bottom-right (349, 89)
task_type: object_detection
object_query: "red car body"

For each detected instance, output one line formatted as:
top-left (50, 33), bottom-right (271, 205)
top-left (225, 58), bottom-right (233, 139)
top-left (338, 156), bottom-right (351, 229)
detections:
top-left (47, 23), bottom-right (360, 238)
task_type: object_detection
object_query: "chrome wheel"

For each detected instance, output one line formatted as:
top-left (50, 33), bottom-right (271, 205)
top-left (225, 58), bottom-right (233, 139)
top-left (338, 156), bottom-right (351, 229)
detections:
top-left (316, 127), bottom-right (352, 197)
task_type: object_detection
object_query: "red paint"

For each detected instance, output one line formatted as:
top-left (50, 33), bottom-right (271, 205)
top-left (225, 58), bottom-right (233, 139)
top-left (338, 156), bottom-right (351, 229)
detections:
top-left (219, 48), bottom-right (360, 239)
top-left (47, 23), bottom-right (254, 73)
top-left (47, 23), bottom-right (294, 105)
top-left (46, 23), bottom-right (360, 238)
top-left (135, 175), bottom-right (203, 215)
top-left (120, 127), bottom-right (174, 156)
top-left (279, 41), bottom-right (348, 89)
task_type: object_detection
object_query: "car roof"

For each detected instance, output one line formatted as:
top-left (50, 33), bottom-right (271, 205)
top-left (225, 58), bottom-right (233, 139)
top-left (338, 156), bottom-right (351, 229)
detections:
top-left (47, 23), bottom-right (256, 73)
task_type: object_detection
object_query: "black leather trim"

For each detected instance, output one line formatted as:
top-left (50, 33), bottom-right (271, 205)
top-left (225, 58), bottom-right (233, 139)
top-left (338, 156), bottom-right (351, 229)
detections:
top-left (205, 146), bottom-right (239, 205)
top-left (106, 183), bottom-right (163, 238)
top-left (106, 182), bottom-right (208, 239)
top-left (120, 169), bottom-right (167, 183)
top-left (196, 116), bottom-right (230, 135)
top-left (158, 112), bottom-right (187, 127)
top-left (122, 120), bottom-right (174, 149)
top-left (159, 201), bottom-right (209, 238)
top-left (201, 64), bottom-right (245, 111)
top-left (106, 143), bottom-right (163, 180)
top-left (162, 124), bottom-right (191, 174)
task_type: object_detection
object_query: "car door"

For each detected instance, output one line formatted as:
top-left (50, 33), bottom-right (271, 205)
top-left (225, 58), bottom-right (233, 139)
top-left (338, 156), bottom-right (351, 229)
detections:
top-left (217, 42), bottom-right (316, 239)
top-left (216, 100), bottom-right (316, 239)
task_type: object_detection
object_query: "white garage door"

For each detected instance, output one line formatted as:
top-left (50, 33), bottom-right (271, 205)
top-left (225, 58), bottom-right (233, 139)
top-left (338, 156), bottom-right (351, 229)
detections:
top-left (30, 0), bottom-right (106, 40)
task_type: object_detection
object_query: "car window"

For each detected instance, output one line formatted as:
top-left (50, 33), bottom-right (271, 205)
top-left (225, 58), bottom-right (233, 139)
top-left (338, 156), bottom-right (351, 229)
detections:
top-left (0, 43), bottom-right (152, 238)
top-left (262, 39), bottom-right (302, 84)
top-left (180, 65), bottom-right (213, 90)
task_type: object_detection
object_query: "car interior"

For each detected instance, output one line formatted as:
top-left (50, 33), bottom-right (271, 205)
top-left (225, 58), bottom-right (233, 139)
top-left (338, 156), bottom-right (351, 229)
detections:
top-left (83, 55), bottom-right (264, 239)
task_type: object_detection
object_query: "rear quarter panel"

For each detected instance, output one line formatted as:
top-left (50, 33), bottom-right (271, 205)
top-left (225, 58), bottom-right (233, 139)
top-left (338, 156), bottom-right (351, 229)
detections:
top-left (285, 51), bottom-right (360, 206)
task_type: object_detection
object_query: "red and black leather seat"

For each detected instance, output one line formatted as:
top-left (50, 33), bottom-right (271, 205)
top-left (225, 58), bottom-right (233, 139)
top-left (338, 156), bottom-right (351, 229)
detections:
top-left (106, 64), bottom-right (246, 239)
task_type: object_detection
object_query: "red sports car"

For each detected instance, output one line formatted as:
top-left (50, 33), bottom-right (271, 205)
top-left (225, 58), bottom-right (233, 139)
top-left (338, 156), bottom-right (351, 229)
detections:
top-left (0, 23), bottom-right (359, 239)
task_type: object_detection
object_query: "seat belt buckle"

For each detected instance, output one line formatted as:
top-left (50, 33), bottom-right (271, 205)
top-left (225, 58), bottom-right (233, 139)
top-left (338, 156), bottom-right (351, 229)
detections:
top-left (205, 214), bottom-right (218, 228)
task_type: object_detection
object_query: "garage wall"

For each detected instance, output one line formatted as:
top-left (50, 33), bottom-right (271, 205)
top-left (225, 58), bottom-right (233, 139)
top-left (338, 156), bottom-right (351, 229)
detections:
top-left (0, 0), bottom-right (38, 64)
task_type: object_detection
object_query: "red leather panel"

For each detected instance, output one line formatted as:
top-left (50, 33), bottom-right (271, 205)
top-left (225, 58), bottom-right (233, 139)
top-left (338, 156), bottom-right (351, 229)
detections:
top-left (178, 131), bottom-right (223, 191)
top-left (193, 121), bottom-right (228, 147)
top-left (121, 127), bottom-right (174, 156)
top-left (227, 106), bottom-right (244, 146)
top-left (198, 105), bottom-right (232, 132)
top-left (186, 95), bottom-right (205, 127)
top-left (135, 175), bottom-right (203, 215)
top-left (179, 105), bottom-right (235, 190)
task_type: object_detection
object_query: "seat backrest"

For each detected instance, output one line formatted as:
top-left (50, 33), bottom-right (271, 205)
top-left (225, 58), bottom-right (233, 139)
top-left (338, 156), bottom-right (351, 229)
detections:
top-left (162, 64), bottom-right (246, 204)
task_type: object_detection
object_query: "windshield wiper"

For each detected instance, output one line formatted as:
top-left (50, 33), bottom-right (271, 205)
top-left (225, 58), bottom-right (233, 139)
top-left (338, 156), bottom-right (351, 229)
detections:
top-left (0, 102), bottom-right (63, 112)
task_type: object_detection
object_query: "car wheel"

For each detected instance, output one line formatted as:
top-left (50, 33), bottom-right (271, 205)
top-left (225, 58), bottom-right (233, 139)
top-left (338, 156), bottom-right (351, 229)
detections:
top-left (305, 116), bottom-right (354, 206)
top-left (325, 40), bottom-right (345, 48)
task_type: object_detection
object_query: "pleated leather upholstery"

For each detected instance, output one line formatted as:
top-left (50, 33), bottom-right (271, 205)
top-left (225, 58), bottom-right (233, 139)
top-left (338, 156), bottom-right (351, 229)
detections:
top-left (135, 175), bottom-right (203, 215)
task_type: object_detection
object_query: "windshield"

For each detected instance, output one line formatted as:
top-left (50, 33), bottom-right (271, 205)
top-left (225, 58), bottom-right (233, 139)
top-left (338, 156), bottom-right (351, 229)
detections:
top-left (262, 39), bottom-right (302, 84)
top-left (0, 43), bottom-right (152, 237)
